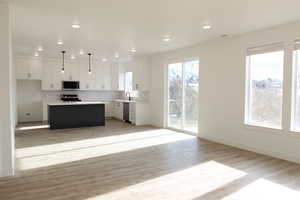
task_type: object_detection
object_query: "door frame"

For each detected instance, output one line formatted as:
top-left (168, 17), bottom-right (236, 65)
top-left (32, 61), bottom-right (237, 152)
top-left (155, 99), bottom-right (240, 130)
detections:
top-left (165, 59), bottom-right (199, 135)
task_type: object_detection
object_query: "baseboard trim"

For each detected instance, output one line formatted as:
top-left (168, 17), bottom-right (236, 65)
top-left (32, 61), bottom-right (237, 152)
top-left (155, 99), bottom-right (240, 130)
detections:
top-left (0, 168), bottom-right (14, 177)
top-left (199, 134), bottom-right (300, 164)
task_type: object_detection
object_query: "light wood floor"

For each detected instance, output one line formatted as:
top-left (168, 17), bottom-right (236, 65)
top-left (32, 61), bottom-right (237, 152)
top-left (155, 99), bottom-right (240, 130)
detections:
top-left (1, 120), bottom-right (300, 200)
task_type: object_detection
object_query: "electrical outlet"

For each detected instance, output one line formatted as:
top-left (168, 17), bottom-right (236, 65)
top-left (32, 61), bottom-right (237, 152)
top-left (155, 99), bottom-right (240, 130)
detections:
top-left (26, 113), bottom-right (31, 116)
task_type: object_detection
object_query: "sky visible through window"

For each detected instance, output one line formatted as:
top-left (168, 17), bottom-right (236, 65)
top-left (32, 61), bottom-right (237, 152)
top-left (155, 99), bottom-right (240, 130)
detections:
top-left (250, 51), bottom-right (284, 81)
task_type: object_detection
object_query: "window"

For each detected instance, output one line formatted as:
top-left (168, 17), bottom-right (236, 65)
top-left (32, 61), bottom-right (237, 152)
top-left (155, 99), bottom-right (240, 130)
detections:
top-left (291, 41), bottom-right (300, 131)
top-left (245, 43), bottom-right (284, 129)
top-left (125, 72), bottom-right (133, 92)
top-left (167, 60), bottom-right (199, 133)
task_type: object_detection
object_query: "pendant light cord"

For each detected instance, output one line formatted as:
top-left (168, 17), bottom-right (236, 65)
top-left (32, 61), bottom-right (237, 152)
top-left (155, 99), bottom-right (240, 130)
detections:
top-left (61, 51), bottom-right (66, 71)
top-left (88, 53), bottom-right (92, 72)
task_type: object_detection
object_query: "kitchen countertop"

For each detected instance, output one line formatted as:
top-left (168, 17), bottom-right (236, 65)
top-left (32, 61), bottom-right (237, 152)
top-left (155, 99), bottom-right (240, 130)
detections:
top-left (48, 101), bottom-right (108, 106)
top-left (47, 99), bottom-right (149, 106)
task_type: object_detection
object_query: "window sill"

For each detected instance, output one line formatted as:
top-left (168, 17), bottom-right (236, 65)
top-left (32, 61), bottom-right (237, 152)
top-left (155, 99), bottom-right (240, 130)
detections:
top-left (243, 122), bottom-right (283, 134)
top-left (242, 123), bottom-right (300, 139)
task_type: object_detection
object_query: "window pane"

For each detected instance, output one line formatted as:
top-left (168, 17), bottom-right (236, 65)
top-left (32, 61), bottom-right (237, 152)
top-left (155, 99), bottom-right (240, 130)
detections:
top-left (292, 50), bottom-right (300, 131)
top-left (125, 72), bottom-right (133, 92)
top-left (183, 60), bottom-right (199, 133)
top-left (246, 51), bottom-right (284, 129)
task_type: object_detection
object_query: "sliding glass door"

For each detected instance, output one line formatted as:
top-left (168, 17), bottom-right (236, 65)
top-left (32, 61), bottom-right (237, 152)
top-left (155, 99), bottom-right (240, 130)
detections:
top-left (167, 60), bottom-right (199, 134)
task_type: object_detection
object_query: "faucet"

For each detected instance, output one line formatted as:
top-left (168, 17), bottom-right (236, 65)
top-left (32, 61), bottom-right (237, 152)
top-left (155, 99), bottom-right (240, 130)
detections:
top-left (126, 92), bottom-right (132, 101)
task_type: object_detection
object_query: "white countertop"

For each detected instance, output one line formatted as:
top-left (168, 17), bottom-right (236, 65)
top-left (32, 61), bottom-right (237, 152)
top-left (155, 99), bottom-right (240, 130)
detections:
top-left (48, 101), bottom-right (107, 106)
top-left (48, 99), bottom-right (148, 106)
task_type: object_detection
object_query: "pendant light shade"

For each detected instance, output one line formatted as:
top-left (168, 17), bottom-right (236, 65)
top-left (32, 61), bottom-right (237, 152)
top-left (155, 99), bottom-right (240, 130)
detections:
top-left (61, 51), bottom-right (66, 73)
top-left (88, 53), bottom-right (92, 75)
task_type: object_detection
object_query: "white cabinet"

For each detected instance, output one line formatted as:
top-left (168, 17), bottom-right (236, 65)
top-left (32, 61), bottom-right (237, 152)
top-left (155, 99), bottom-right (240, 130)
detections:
top-left (105, 102), bottom-right (113, 118)
top-left (80, 61), bottom-right (111, 91)
top-left (129, 102), bottom-right (149, 126)
top-left (16, 56), bottom-right (113, 91)
top-left (132, 57), bottom-right (150, 91)
top-left (111, 62), bottom-right (125, 91)
top-left (42, 60), bottom-right (62, 90)
top-left (16, 57), bottom-right (42, 80)
top-left (79, 60), bottom-right (94, 90)
top-left (61, 61), bottom-right (80, 81)
top-left (120, 57), bottom-right (150, 91)
top-left (113, 101), bottom-right (123, 120)
top-left (99, 63), bottom-right (111, 90)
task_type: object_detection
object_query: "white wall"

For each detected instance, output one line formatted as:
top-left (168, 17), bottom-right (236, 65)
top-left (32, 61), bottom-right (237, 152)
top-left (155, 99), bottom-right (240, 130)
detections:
top-left (0, 1), bottom-right (14, 177)
top-left (150, 21), bottom-right (300, 164)
top-left (17, 80), bottom-right (43, 123)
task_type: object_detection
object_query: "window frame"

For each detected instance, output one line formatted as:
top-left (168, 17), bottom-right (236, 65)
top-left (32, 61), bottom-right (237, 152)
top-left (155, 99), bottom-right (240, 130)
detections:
top-left (291, 47), bottom-right (300, 132)
top-left (244, 44), bottom-right (285, 130)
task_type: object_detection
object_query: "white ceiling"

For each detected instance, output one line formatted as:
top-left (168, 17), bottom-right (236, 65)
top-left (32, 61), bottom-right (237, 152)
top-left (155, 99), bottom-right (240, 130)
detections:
top-left (11, 0), bottom-right (300, 60)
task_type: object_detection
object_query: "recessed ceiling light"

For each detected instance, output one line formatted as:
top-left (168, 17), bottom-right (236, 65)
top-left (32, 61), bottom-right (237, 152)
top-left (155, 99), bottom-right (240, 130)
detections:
top-left (130, 48), bottom-right (137, 53)
top-left (34, 52), bottom-right (39, 57)
top-left (163, 36), bottom-right (172, 42)
top-left (57, 40), bottom-right (63, 45)
top-left (37, 46), bottom-right (43, 51)
top-left (72, 23), bottom-right (80, 29)
top-left (203, 25), bottom-right (211, 30)
top-left (79, 49), bottom-right (84, 55)
top-left (102, 58), bottom-right (107, 62)
top-left (71, 55), bottom-right (76, 59)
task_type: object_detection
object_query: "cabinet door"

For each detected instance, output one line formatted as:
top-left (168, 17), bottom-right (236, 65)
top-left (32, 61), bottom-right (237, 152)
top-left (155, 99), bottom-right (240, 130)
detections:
top-left (132, 58), bottom-right (149, 91)
top-left (62, 61), bottom-right (80, 81)
top-left (105, 102), bottom-right (112, 118)
top-left (110, 62), bottom-right (118, 90)
top-left (96, 63), bottom-right (111, 90)
top-left (42, 60), bottom-right (61, 90)
top-left (102, 63), bottom-right (111, 90)
top-left (16, 58), bottom-right (30, 80)
top-left (29, 58), bottom-right (42, 80)
top-left (79, 63), bottom-right (94, 90)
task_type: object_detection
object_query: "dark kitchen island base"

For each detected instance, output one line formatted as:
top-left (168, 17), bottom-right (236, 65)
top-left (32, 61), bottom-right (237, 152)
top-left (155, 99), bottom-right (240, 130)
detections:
top-left (48, 103), bottom-right (105, 130)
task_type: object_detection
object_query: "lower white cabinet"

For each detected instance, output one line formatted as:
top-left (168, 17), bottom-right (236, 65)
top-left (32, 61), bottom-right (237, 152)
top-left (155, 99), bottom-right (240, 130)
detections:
top-left (111, 100), bottom-right (149, 125)
top-left (113, 101), bottom-right (123, 120)
top-left (129, 102), bottom-right (149, 126)
top-left (105, 102), bottom-right (113, 118)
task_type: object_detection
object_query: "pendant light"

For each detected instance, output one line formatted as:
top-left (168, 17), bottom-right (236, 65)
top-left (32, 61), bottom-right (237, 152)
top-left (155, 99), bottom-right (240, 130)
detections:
top-left (61, 51), bottom-right (66, 73)
top-left (88, 53), bottom-right (92, 75)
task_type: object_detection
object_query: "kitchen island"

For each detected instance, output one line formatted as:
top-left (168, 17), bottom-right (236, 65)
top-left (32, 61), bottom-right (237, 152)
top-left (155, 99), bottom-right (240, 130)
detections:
top-left (48, 102), bottom-right (105, 129)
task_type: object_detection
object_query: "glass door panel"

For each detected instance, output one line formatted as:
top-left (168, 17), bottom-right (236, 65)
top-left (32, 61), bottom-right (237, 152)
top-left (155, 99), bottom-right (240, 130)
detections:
top-left (183, 60), bottom-right (199, 133)
top-left (168, 63), bottom-right (183, 129)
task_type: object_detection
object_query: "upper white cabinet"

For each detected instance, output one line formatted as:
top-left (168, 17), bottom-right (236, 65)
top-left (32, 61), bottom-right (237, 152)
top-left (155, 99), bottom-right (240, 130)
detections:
top-left (79, 60), bottom-right (111, 91)
top-left (16, 57), bottom-right (42, 80)
top-left (42, 59), bottom-right (62, 90)
top-left (61, 61), bottom-right (80, 81)
top-left (111, 62), bottom-right (125, 91)
top-left (16, 56), bottom-right (113, 91)
top-left (121, 57), bottom-right (150, 91)
top-left (132, 57), bottom-right (150, 91)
